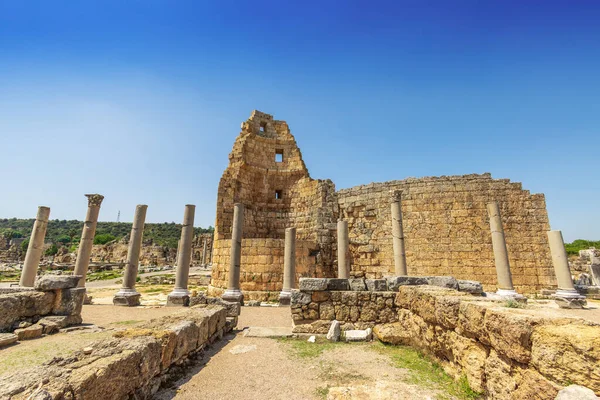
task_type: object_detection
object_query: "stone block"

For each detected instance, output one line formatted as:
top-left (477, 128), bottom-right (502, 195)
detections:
top-left (326, 279), bottom-right (350, 291)
top-left (299, 278), bottom-right (328, 291)
top-left (344, 329), bottom-right (370, 342)
top-left (365, 279), bottom-right (387, 291)
top-left (426, 276), bottom-right (459, 290)
top-left (457, 280), bottom-right (484, 294)
top-left (554, 296), bottom-right (587, 309)
top-left (387, 276), bottom-right (429, 291)
top-left (14, 324), bottom-right (43, 340)
top-left (348, 278), bottom-right (367, 291)
top-left (291, 290), bottom-right (312, 305)
top-left (555, 385), bottom-right (598, 400)
top-left (0, 291), bottom-right (55, 331)
top-left (52, 287), bottom-right (85, 316)
top-left (189, 293), bottom-right (208, 306)
top-left (113, 293), bottom-right (141, 307)
top-left (34, 275), bottom-right (82, 291)
top-left (0, 333), bottom-right (18, 348)
top-left (327, 320), bottom-right (341, 342)
top-left (166, 294), bottom-right (190, 307)
top-left (205, 297), bottom-right (241, 317)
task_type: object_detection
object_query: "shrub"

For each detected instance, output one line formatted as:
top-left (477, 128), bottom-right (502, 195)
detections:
top-left (93, 233), bottom-right (116, 245)
top-left (45, 244), bottom-right (58, 256)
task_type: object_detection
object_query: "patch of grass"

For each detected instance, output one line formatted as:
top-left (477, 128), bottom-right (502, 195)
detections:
top-left (372, 342), bottom-right (482, 400)
top-left (315, 386), bottom-right (330, 399)
top-left (504, 299), bottom-right (526, 309)
top-left (278, 337), bottom-right (346, 359)
top-left (112, 320), bottom-right (143, 326)
top-left (87, 270), bottom-right (122, 282)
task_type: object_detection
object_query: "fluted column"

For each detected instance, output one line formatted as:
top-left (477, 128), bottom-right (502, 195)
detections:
top-left (487, 201), bottom-right (520, 297)
top-left (167, 204), bottom-right (195, 306)
top-left (74, 194), bottom-right (104, 287)
top-left (223, 203), bottom-right (244, 303)
top-left (19, 206), bottom-right (51, 287)
top-left (279, 227), bottom-right (296, 305)
top-left (547, 230), bottom-right (586, 308)
top-left (114, 205), bottom-right (147, 306)
top-left (337, 220), bottom-right (349, 279)
top-left (390, 190), bottom-right (407, 276)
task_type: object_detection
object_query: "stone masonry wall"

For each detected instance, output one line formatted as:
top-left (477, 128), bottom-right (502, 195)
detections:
top-left (290, 278), bottom-right (600, 399)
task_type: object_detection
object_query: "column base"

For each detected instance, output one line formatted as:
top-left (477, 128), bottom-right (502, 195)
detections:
top-left (113, 289), bottom-right (141, 307)
top-left (554, 289), bottom-right (587, 309)
top-left (222, 289), bottom-right (244, 304)
top-left (279, 290), bottom-right (291, 306)
top-left (167, 288), bottom-right (190, 307)
top-left (486, 289), bottom-right (527, 302)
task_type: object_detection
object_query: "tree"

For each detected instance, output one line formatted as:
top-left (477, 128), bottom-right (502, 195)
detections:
top-left (93, 233), bottom-right (116, 245)
top-left (21, 239), bottom-right (29, 252)
top-left (45, 244), bottom-right (58, 256)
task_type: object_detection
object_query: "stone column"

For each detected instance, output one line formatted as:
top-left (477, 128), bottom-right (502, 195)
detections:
top-left (279, 227), bottom-right (296, 305)
top-left (74, 194), bottom-right (104, 287)
top-left (223, 203), bottom-right (244, 303)
top-left (547, 230), bottom-right (586, 308)
top-left (487, 202), bottom-right (520, 297)
top-left (113, 205), bottom-right (147, 306)
top-left (201, 238), bottom-right (208, 267)
top-left (390, 190), bottom-right (407, 276)
top-left (167, 204), bottom-right (195, 306)
top-left (19, 206), bottom-right (51, 287)
top-left (337, 220), bottom-right (349, 279)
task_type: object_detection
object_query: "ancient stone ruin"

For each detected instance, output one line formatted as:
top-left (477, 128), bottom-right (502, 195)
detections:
top-left (209, 110), bottom-right (555, 301)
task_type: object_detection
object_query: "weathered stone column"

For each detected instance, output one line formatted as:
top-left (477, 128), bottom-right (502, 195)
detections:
top-left (19, 206), bottom-right (51, 287)
top-left (390, 190), bottom-right (407, 276)
top-left (167, 205), bottom-right (195, 306)
top-left (74, 194), bottom-right (104, 287)
top-left (279, 227), bottom-right (296, 305)
top-left (223, 203), bottom-right (244, 303)
top-left (201, 238), bottom-right (208, 266)
top-left (113, 205), bottom-right (147, 306)
top-left (487, 201), bottom-right (520, 297)
top-left (337, 220), bottom-right (349, 279)
top-left (547, 230), bottom-right (586, 308)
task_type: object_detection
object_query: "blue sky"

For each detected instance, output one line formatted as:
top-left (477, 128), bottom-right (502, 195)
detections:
top-left (0, 1), bottom-right (598, 242)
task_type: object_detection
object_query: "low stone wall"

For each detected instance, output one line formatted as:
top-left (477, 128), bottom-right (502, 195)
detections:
top-left (291, 278), bottom-right (600, 399)
top-left (0, 275), bottom-right (84, 335)
top-left (0, 305), bottom-right (231, 400)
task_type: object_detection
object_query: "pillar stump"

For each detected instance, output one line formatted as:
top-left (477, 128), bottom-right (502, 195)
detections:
top-left (487, 201), bottom-right (523, 299)
top-left (547, 230), bottom-right (586, 308)
top-left (74, 194), bottom-right (104, 288)
top-left (279, 227), bottom-right (296, 305)
top-left (114, 205), bottom-right (147, 306)
top-left (167, 205), bottom-right (195, 306)
top-left (390, 190), bottom-right (407, 276)
top-left (20, 206), bottom-right (51, 287)
top-left (223, 203), bottom-right (244, 304)
top-left (337, 220), bottom-right (349, 279)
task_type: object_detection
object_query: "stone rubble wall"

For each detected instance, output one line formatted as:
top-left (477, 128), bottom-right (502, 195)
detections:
top-left (0, 275), bottom-right (84, 333)
top-left (337, 173), bottom-right (554, 293)
top-left (290, 278), bottom-right (600, 399)
top-left (0, 305), bottom-right (231, 400)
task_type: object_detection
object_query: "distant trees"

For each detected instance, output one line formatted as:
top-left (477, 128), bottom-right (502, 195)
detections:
top-left (565, 239), bottom-right (600, 256)
top-left (93, 233), bottom-right (116, 245)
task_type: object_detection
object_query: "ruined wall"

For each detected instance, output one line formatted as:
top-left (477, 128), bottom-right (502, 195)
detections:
top-left (338, 174), bottom-right (554, 293)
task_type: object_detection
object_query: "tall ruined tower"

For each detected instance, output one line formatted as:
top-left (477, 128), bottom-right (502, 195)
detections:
top-left (209, 111), bottom-right (338, 301)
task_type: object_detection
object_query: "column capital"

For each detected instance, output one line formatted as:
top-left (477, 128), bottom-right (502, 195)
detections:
top-left (389, 190), bottom-right (403, 202)
top-left (85, 194), bottom-right (104, 207)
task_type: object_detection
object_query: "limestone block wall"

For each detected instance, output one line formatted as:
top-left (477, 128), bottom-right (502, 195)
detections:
top-left (337, 173), bottom-right (554, 293)
top-left (290, 281), bottom-right (600, 399)
top-left (0, 305), bottom-right (231, 400)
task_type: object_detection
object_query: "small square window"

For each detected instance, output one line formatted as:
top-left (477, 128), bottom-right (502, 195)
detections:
top-left (259, 122), bottom-right (266, 132)
top-left (275, 149), bottom-right (283, 163)
top-left (275, 190), bottom-right (283, 199)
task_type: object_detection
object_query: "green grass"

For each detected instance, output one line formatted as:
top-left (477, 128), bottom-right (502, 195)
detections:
top-left (112, 320), bottom-right (143, 326)
top-left (0, 271), bottom-right (20, 282)
top-left (278, 337), bottom-right (346, 358)
top-left (372, 342), bottom-right (482, 400)
top-left (87, 270), bottom-right (122, 282)
top-left (315, 386), bottom-right (330, 399)
top-left (504, 299), bottom-right (526, 309)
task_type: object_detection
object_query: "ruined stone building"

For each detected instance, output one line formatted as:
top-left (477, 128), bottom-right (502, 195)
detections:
top-left (208, 111), bottom-right (555, 300)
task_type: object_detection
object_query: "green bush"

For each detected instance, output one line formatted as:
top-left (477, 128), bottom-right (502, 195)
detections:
top-left (565, 239), bottom-right (600, 256)
top-left (56, 235), bottom-right (71, 244)
top-left (93, 233), bottom-right (116, 245)
top-left (20, 239), bottom-right (29, 252)
top-left (45, 244), bottom-right (58, 256)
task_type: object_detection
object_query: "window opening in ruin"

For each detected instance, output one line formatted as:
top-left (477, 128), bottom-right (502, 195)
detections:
top-left (275, 190), bottom-right (283, 200)
top-left (259, 122), bottom-right (266, 132)
top-left (275, 149), bottom-right (283, 163)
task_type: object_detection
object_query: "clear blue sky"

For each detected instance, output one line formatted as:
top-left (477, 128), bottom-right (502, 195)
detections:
top-left (0, 1), bottom-right (598, 242)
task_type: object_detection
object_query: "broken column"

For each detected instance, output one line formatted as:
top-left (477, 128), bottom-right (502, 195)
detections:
top-left (337, 220), bottom-right (349, 279)
top-left (547, 230), bottom-right (587, 308)
top-left (202, 238), bottom-right (208, 266)
top-left (390, 190), bottom-right (407, 276)
top-left (487, 201), bottom-right (521, 298)
top-left (113, 205), bottom-right (147, 306)
top-left (167, 204), bottom-right (195, 306)
top-left (74, 194), bottom-right (104, 287)
top-left (223, 203), bottom-right (244, 303)
top-left (19, 206), bottom-right (51, 287)
top-left (279, 227), bottom-right (296, 305)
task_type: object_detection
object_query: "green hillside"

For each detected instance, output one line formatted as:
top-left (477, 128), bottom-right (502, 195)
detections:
top-left (0, 218), bottom-right (213, 249)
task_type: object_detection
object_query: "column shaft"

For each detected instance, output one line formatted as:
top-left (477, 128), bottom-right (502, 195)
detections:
top-left (487, 202), bottom-right (514, 292)
top-left (74, 194), bottom-right (104, 287)
top-left (20, 206), bottom-right (51, 287)
top-left (547, 230), bottom-right (576, 291)
top-left (202, 238), bottom-right (207, 266)
top-left (390, 191), bottom-right (407, 276)
top-left (337, 220), bottom-right (349, 279)
top-left (173, 205), bottom-right (195, 294)
top-left (122, 205), bottom-right (147, 290)
top-left (280, 227), bottom-right (296, 304)
top-left (223, 203), bottom-right (244, 303)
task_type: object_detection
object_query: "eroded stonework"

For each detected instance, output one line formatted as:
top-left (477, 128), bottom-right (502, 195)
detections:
top-left (209, 111), bottom-right (555, 299)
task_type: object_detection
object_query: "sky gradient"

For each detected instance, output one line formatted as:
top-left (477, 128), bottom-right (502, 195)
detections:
top-left (0, 1), bottom-right (598, 242)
